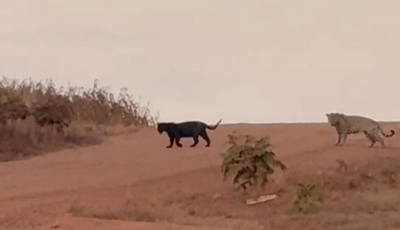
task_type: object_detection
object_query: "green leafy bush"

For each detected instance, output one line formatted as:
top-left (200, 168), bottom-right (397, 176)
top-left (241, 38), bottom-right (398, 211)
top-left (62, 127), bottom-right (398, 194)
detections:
top-left (221, 133), bottom-right (286, 190)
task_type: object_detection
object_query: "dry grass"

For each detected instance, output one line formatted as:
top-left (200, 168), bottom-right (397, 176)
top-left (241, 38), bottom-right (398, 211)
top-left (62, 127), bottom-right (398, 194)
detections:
top-left (0, 77), bottom-right (156, 162)
top-left (68, 154), bottom-right (400, 230)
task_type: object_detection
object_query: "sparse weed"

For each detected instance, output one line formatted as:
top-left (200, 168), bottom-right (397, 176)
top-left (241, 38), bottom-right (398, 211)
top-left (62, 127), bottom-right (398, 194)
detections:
top-left (292, 183), bottom-right (324, 213)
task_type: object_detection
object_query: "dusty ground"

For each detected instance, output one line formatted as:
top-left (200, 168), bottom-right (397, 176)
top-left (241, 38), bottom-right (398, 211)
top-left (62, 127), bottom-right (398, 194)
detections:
top-left (1, 123), bottom-right (400, 230)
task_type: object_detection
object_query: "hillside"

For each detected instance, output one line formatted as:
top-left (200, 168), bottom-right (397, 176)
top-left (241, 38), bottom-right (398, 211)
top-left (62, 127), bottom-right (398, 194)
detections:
top-left (1, 123), bottom-right (400, 230)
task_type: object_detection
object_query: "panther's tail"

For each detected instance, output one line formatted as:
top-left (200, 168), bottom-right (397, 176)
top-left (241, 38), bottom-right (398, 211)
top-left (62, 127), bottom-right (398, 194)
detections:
top-left (206, 119), bottom-right (222, 130)
top-left (379, 127), bottom-right (395, 137)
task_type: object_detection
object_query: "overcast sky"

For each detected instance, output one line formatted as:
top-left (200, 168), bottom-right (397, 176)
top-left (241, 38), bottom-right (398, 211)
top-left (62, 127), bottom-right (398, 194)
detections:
top-left (1, 0), bottom-right (399, 123)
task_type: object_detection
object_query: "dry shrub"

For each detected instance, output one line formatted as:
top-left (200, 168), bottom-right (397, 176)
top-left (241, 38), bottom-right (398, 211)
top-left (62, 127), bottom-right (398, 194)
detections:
top-left (0, 77), bottom-right (157, 162)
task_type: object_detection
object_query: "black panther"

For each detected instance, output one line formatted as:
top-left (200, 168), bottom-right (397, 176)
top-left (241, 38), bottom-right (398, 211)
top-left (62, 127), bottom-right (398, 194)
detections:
top-left (157, 119), bottom-right (222, 148)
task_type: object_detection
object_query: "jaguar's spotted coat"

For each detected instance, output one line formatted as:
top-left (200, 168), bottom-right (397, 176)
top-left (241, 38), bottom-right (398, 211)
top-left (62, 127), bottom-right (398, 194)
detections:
top-left (326, 113), bottom-right (395, 148)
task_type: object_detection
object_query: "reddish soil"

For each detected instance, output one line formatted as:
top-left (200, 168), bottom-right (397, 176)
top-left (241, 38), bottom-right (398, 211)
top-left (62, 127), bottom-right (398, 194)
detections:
top-left (1, 123), bottom-right (400, 230)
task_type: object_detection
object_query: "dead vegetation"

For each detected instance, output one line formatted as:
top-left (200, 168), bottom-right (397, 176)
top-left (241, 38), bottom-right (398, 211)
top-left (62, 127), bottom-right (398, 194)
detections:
top-left (0, 77), bottom-right (156, 162)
